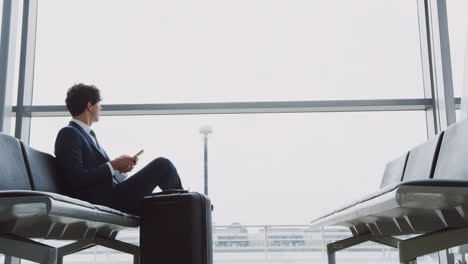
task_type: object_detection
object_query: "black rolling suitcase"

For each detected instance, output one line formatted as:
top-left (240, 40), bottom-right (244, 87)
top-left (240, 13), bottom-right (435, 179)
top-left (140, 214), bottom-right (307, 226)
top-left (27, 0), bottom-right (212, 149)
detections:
top-left (140, 190), bottom-right (213, 264)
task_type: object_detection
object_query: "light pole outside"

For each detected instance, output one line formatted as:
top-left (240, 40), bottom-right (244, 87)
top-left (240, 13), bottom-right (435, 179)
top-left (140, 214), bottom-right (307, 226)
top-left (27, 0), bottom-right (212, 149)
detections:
top-left (199, 125), bottom-right (213, 196)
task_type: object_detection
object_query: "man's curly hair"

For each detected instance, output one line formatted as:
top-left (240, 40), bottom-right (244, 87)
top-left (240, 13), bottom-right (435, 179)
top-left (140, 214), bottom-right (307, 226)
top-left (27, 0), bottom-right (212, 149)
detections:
top-left (65, 83), bottom-right (102, 116)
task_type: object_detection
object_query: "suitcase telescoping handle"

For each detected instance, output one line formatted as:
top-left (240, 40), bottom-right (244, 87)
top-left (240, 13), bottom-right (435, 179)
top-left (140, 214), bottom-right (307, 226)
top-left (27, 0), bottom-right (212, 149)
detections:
top-left (156, 189), bottom-right (188, 195)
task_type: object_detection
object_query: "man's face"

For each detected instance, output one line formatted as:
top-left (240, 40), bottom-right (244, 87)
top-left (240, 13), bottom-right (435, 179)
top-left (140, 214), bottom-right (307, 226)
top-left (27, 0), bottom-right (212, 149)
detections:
top-left (90, 102), bottom-right (102, 122)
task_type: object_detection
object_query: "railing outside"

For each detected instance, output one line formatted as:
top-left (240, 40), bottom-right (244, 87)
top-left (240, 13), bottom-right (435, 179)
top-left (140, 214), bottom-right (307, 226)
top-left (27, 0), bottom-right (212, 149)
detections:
top-left (0, 225), bottom-right (439, 264)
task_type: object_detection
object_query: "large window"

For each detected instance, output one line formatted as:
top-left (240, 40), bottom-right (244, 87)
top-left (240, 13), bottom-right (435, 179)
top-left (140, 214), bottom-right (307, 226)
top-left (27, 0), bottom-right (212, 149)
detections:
top-left (30, 111), bottom-right (427, 225)
top-left (447, 0), bottom-right (468, 97)
top-left (33, 0), bottom-right (423, 105)
top-left (27, 112), bottom-right (429, 264)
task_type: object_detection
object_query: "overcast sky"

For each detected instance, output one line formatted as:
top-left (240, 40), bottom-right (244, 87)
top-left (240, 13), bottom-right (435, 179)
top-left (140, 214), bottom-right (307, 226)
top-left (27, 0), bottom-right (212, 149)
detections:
top-left (5, 0), bottom-right (468, 225)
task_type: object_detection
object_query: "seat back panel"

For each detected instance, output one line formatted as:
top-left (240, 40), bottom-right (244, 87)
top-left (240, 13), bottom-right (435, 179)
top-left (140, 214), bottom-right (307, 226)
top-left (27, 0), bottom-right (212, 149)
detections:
top-left (402, 132), bottom-right (444, 181)
top-left (379, 152), bottom-right (409, 188)
top-left (20, 142), bottom-right (65, 194)
top-left (0, 134), bottom-right (32, 190)
top-left (434, 120), bottom-right (468, 180)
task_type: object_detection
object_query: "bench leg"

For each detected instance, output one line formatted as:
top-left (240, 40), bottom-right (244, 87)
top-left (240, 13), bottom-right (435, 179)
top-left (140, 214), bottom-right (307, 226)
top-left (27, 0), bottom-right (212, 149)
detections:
top-left (1, 236), bottom-right (138, 264)
top-left (4, 256), bottom-right (21, 264)
top-left (0, 235), bottom-right (57, 264)
top-left (58, 237), bottom-right (139, 264)
top-left (57, 240), bottom-right (96, 258)
top-left (93, 237), bottom-right (140, 263)
top-left (53, 236), bottom-right (140, 264)
top-left (327, 251), bottom-right (336, 264)
top-left (326, 233), bottom-right (373, 264)
top-left (399, 227), bottom-right (468, 262)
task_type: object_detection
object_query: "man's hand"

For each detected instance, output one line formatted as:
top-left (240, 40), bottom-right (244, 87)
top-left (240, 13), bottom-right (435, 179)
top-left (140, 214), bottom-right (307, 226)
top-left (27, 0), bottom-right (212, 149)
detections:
top-left (110, 155), bottom-right (137, 173)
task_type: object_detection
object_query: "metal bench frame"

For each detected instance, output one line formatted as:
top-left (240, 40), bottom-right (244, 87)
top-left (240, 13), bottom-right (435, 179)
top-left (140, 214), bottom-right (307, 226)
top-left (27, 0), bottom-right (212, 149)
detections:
top-left (1, 234), bottom-right (140, 264)
top-left (0, 132), bottom-right (141, 263)
top-left (327, 227), bottom-right (468, 264)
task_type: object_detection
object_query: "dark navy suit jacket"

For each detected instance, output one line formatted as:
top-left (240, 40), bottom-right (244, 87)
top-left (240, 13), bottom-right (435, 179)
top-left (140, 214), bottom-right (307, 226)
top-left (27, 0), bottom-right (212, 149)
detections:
top-left (54, 121), bottom-right (114, 205)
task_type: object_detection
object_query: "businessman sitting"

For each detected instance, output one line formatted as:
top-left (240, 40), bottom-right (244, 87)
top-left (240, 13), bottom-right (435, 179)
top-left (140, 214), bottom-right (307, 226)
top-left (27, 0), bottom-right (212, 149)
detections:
top-left (55, 83), bottom-right (183, 216)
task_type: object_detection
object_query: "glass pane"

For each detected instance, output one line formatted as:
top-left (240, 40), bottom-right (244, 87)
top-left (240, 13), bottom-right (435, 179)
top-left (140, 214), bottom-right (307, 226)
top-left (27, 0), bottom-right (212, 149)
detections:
top-left (8, 116), bottom-right (14, 136)
top-left (33, 0), bottom-right (424, 105)
top-left (0, 0), bottom-right (22, 106)
top-left (456, 109), bottom-right (466, 121)
top-left (447, 0), bottom-right (468, 98)
top-left (30, 111), bottom-right (427, 225)
top-left (0, 1), bottom-right (3, 40)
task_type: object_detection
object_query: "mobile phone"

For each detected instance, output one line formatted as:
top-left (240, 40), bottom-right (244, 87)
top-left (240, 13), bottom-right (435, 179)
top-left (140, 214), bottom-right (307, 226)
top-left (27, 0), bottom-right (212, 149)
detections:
top-left (134, 149), bottom-right (144, 158)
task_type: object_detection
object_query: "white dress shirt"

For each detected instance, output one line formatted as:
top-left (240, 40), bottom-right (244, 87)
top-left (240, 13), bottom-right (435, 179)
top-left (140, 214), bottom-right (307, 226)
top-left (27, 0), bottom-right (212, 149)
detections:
top-left (71, 119), bottom-right (128, 182)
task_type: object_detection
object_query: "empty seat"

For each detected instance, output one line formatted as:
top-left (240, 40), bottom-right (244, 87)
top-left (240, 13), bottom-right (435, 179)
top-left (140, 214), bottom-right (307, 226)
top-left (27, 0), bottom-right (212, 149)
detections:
top-left (401, 132), bottom-right (444, 182)
top-left (358, 151), bottom-right (410, 203)
top-left (379, 152), bottom-right (409, 188)
top-left (0, 133), bottom-right (32, 190)
top-left (433, 120), bottom-right (468, 181)
top-left (311, 151), bottom-right (410, 226)
top-left (309, 120), bottom-right (468, 264)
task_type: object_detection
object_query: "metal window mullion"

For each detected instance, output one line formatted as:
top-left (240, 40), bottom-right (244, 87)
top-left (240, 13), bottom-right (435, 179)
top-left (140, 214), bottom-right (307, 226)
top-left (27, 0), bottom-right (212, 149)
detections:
top-left (417, 0), bottom-right (438, 137)
top-left (461, 25), bottom-right (468, 118)
top-left (432, 0), bottom-right (456, 128)
top-left (13, 99), bottom-right (432, 117)
top-left (417, 0), bottom-right (456, 137)
top-left (0, 0), bottom-right (19, 134)
top-left (15, 0), bottom-right (38, 143)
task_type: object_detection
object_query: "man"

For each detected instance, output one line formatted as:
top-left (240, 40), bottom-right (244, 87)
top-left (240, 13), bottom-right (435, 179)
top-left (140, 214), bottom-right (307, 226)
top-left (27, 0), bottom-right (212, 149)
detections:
top-left (55, 83), bottom-right (183, 216)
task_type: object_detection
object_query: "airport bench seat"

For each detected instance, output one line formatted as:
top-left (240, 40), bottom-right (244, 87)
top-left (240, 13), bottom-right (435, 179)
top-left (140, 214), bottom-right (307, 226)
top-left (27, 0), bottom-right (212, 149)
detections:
top-left (312, 180), bottom-right (468, 234)
top-left (0, 191), bottom-right (139, 240)
top-left (0, 133), bottom-right (140, 264)
top-left (310, 119), bottom-right (468, 264)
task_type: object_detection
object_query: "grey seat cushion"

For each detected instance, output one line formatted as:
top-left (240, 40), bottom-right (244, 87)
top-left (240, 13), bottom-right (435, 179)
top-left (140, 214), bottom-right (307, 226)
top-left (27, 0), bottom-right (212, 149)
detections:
top-left (312, 179), bottom-right (468, 224)
top-left (358, 182), bottom-right (400, 204)
top-left (359, 179), bottom-right (468, 205)
top-left (314, 151), bottom-right (410, 222)
top-left (94, 204), bottom-right (138, 218)
top-left (311, 199), bottom-right (360, 222)
top-left (0, 190), bottom-right (139, 220)
top-left (0, 190), bottom-right (95, 209)
top-left (317, 151), bottom-right (410, 220)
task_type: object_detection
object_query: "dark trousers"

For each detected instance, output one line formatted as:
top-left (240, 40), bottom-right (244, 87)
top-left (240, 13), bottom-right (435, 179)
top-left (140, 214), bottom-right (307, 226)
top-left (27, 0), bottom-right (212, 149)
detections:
top-left (110, 157), bottom-right (183, 216)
